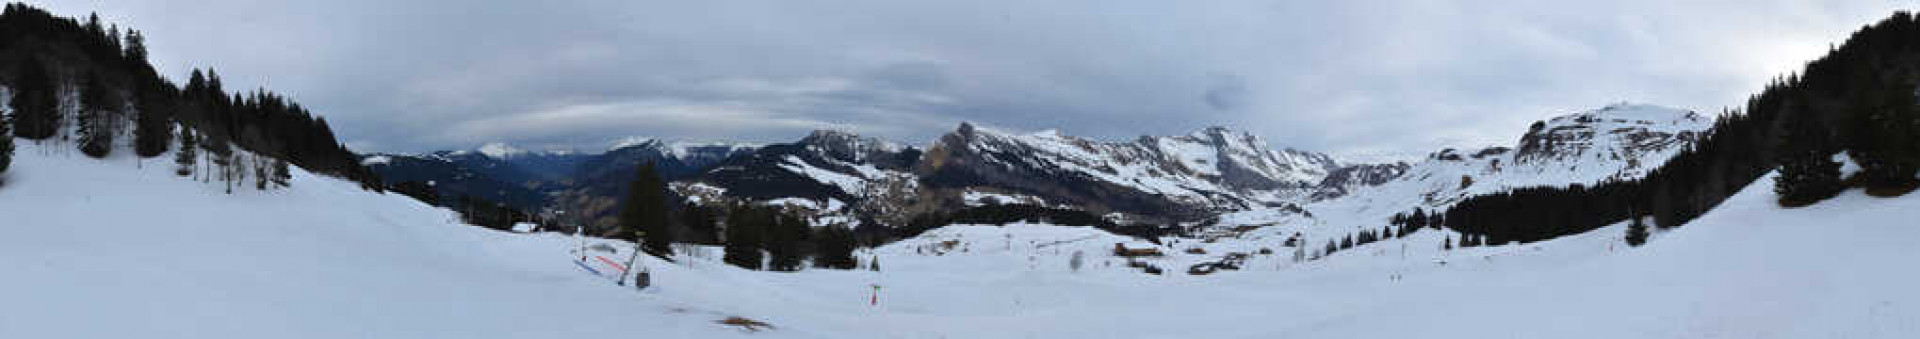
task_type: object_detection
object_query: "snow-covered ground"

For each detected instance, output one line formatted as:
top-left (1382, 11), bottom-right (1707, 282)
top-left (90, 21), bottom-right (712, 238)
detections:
top-left (4, 140), bottom-right (1916, 338)
top-left (0, 143), bottom-right (769, 338)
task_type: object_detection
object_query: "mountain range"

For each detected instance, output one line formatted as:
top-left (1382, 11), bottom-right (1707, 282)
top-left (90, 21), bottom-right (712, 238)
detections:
top-left (364, 102), bottom-right (1710, 234)
top-left (1259, 103), bottom-right (1713, 236)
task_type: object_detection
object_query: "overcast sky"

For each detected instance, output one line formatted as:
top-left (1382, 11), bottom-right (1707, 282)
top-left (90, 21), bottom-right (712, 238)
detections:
top-left (36, 0), bottom-right (1913, 159)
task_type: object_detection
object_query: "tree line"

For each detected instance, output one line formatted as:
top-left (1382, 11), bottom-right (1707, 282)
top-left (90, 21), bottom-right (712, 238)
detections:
top-left (0, 3), bottom-right (375, 191)
top-left (608, 162), bottom-right (862, 271)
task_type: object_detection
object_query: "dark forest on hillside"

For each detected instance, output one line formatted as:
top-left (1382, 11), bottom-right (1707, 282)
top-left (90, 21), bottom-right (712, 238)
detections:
top-left (0, 4), bottom-right (376, 188)
top-left (1441, 13), bottom-right (1920, 245)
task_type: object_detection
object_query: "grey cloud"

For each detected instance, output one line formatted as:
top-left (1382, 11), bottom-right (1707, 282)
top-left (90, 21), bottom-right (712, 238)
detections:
top-left (38, 0), bottom-right (1914, 157)
top-left (1205, 74), bottom-right (1249, 111)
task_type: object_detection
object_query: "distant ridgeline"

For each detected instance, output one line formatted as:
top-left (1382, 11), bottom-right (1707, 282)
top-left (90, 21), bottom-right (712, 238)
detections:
top-left (1440, 12), bottom-right (1920, 244)
top-left (0, 3), bottom-right (378, 188)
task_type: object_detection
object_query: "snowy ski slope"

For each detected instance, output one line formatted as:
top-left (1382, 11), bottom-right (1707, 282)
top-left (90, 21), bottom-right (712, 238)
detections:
top-left (3, 140), bottom-right (1916, 338)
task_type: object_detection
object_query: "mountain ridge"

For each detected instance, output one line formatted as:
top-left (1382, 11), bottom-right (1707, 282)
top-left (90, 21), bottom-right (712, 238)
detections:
top-left (365, 102), bottom-right (1707, 232)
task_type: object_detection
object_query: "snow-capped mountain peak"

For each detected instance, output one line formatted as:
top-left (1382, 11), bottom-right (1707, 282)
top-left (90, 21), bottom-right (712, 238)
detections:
top-left (1162, 125), bottom-right (1343, 187)
top-left (800, 129), bottom-right (909, 162)
top-left (606, 137), bottom-right (763, 160)
top-left (476, 142), bottom-right (526, 159)
top-left (607, 136), bottom-right (660, 152)
top-left (919, 122), bottom-right (1369, 221)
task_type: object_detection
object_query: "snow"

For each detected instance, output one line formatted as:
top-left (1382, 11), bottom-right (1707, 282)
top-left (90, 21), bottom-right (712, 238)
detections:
top-left (476, 142), bottom-right (525, 159)
top-left (608, 136), bottom-right (762, 159)
top-left (5, 136), bottom-right (1916, 338)
top-left (653, 178), bottom-right (1920, 339)
top-left (760, 197), bottom-right (857, 227)
top-left (674, 182), bottom-right (729, 205)
top-left (962, 190), bottom-right (1048, 207)
top-left (1273, 172), bottom-right (1920, 338)
top-left (763, 197), bottom-right (825, 210)
top-left (948, 124), bottom-right (1355, 215)
top-left (777, 155), bottom-right (868, 195)
top-left (0, 142), bottom-right (773, 338)
top-left (1155, 136), bottom-right (1224, 177)
top-left (1214, 103), bottom-right (1714, 240)
top-left (607, 136), bottom-right (659, 151)
top-left (803, 130), bottom-right (908, 157)
top-left (360, 155), bottom-right (392, 166)
top-left (1582, 102), bottom-right (1711, 125)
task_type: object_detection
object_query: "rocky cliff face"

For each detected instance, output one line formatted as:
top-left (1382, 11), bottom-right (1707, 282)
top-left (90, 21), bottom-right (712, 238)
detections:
top-left (913, 123), bottom-right (1388, 222)
top-left (1311, 162), bottom-right (1413, 200)
top-left (797, 130), bottom-right (918, 170)
top-left (1513, 103), bottom-right (1711, 178)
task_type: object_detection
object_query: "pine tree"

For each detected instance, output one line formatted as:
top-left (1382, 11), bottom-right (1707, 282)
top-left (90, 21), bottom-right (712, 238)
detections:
top-left (0, 110), bottom-right (12, 179)
top-left (1877, 91), bottom-right (1920, 192)
top-left (390, 181), bottom-right (439, 206)
top-left (678, 202), bottom-right (718, 244)
top-left (724, 206), bottom-right (766, 270)
top-left (77, 73), bottom-right (114, 158)
top-left (619, 162), bottom-right (673, 259)
top-left (253, 156), bottom-right (269, 190)
top-left (235, 154), bottom-right (252, 190)
top-left (1773, 106), bottom-right (1844, 207)
top-left (766, 212), bottom-right (810, 272)
top-left (84, 12), bottom-right (101, 37)
top-left (11, 56), bottom-right (58, 140)
top-left (123, 29), bottom-right (149, 65)
top-left (812, 224), bottom-right (858, 269)
top-left (207, 135), bottom-right (233, 193)
top-left (174, 128), bottom-right (197, 176)
top-left (132, 83), bottom-right (173, 158)
top-left (0, 6), bottom-right (376, 188)
top-left (184, 69), bottom-right (207, 100)
top-left (1624, 216), bottom-right (1649, 247)
top-left (271, 159), bottom-right (290, 187)
top-left (1851, 80), bottom-right (1920, 194)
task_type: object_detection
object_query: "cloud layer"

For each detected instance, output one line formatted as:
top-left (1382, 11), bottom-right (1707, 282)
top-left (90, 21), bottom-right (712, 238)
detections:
top-left (41, 0), bottom-right (1911, 158)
